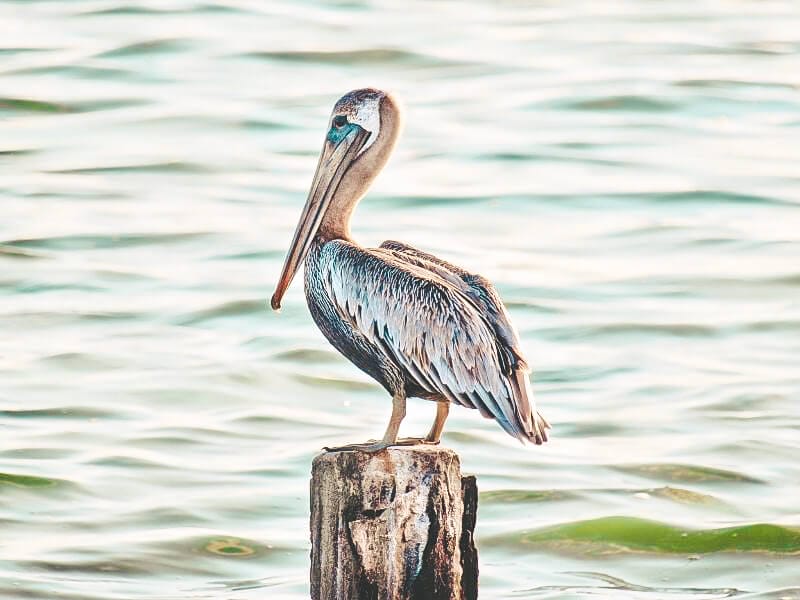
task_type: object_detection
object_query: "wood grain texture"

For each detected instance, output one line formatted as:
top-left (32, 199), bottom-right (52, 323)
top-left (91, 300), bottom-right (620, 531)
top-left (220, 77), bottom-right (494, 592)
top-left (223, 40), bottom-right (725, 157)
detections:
top-left (310, 447), bottom-right (478, 599)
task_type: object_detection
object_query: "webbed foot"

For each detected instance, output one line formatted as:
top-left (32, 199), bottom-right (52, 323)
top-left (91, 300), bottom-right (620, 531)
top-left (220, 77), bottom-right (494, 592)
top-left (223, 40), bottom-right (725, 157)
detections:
top-left (396, 437), bottom-right (439, 446)
top-left (323, 440), bottom-right (384, 453)
top-left (323, 437), bottom-right (437, 453)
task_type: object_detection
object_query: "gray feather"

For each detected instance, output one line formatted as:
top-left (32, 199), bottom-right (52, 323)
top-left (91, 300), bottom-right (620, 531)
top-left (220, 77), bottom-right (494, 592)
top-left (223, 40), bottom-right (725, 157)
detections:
top-left (315, 239), bottom-right (548, 444)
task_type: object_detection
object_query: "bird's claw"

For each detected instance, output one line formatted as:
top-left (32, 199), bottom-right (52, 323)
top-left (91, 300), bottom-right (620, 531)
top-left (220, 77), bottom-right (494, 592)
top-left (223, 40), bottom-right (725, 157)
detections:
top-left (324, 440), bottom-right (388, 454)
top-left (396, 437), bottom-right (439, 446)
top-left (323, 437), bottom-right (439, 453)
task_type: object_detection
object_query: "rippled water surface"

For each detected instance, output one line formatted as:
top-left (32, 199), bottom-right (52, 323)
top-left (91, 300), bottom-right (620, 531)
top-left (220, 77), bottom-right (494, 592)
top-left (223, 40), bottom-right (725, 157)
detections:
top-left (2, 1), bottom-right (800, 598)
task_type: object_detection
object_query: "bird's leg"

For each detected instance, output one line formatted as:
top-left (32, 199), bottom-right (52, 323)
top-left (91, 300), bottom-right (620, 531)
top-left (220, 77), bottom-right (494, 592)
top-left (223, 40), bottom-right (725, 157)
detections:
top-left (425, 401), bottom-right (449, 443)
top-left (395, 400), bottom-right (450, 446)
top-left (324, 391), bottom-right (408, 453)
top-left (381, 390), bottom-right (406, 444)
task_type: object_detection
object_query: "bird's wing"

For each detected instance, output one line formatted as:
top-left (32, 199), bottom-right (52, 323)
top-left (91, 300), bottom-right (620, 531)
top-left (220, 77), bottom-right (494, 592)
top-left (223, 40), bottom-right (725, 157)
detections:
top-left (320, 239), bottom-right (547, 444)
top-left (380, 240), bottom-right (530, 372)
top-left (380, 240), bottom-right (549, 440)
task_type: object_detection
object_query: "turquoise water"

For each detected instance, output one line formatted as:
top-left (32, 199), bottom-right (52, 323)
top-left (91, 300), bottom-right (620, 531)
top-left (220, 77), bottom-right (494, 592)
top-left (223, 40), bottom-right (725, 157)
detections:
top-left (2, 1), bottom-right (800, 598)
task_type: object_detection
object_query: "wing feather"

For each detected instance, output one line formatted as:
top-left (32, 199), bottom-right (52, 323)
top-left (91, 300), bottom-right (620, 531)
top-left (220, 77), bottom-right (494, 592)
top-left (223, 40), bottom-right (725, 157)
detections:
top-left (381, 240), bottom-right (528, 365)
top-left (380, 239), bottom-right (549, 443)
top-left (321, 239), bottom-right (548, 443)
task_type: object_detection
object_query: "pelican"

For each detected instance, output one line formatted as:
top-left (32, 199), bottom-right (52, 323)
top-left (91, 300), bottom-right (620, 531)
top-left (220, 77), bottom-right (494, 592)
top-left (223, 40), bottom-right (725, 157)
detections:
top-left (271, 88), bottom-right (549, 452)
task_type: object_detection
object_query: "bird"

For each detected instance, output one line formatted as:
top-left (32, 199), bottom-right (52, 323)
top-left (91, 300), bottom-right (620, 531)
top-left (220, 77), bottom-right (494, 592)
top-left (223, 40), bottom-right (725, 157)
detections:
top-left (271, 88), bottom-right (549, 452)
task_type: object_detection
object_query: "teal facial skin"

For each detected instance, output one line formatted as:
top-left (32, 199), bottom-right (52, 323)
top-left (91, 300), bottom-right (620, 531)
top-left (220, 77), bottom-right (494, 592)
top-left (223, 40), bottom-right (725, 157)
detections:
top-left (327, 116), bottom-right (365, 145)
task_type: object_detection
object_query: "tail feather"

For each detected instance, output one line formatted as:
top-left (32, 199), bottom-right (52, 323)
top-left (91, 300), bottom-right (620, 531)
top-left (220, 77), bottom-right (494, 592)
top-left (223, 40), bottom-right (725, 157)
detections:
top-left (529, 410), bottom-right (550, 445)
top-left (510, 368), bottom-right (550, 445)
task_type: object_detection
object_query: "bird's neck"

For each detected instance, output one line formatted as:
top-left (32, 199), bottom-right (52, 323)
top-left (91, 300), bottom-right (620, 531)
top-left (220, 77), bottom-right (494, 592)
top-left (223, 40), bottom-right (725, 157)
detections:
top-left (316, 198), bottom-right (355, 242)
top-left (317, 97), bottom-right (401, 242)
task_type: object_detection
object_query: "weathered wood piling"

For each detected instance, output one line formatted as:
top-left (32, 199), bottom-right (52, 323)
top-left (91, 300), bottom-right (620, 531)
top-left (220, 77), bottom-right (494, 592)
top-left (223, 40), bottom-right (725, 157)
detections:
top-left (310, 446), bottom-right (478, 599)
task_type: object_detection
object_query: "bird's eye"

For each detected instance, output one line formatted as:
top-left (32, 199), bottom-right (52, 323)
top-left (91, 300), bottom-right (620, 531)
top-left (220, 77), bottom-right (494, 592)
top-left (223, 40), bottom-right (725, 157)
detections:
top-left (332, 115), bottom-right (348, 128)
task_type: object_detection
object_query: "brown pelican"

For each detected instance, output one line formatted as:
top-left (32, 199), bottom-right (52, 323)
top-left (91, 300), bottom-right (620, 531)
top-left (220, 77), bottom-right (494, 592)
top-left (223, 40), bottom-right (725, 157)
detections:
top-left (271, 88), bottom-right (549, 452)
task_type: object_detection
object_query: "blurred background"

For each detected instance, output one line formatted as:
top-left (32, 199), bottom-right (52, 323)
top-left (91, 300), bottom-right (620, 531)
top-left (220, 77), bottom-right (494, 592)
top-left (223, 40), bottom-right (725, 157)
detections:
top-left (1, 1), bottom-right (799, 598)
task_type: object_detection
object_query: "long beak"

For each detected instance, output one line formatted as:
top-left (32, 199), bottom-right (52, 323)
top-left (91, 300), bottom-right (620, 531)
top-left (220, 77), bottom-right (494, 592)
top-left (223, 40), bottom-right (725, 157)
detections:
top-left (271, 125), bottom-right (369, 311)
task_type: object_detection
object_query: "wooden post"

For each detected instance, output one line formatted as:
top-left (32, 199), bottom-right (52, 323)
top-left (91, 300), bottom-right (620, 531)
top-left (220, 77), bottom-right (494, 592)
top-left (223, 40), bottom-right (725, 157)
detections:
top-left (310, 446), bottom-right (478, 599)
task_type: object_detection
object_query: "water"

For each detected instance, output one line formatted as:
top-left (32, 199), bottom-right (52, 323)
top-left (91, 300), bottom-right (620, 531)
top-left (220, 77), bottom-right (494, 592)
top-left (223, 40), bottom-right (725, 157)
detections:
top-left (2, 1), bottom-right (799, 598)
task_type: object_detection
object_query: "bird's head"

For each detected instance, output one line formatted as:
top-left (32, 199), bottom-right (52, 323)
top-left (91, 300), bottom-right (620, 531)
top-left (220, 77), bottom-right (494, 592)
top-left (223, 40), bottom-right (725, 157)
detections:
top-left (271, 88), bottom-right (402, 311)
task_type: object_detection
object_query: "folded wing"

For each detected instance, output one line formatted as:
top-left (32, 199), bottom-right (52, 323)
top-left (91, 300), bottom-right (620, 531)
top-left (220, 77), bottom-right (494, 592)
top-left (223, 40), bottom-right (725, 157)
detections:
top-left (319, 239), bottom-right (548, 444)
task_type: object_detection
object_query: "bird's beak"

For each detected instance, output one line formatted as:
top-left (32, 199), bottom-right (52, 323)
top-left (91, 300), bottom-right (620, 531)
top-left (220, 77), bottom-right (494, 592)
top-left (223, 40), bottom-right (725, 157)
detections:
top-left (271, 124), bottom-right (370, 310)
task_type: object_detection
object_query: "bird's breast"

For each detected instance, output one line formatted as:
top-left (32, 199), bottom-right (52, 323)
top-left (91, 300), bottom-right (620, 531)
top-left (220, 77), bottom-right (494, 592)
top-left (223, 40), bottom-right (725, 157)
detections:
top-left (303, 239), bottom-right (405, 395)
